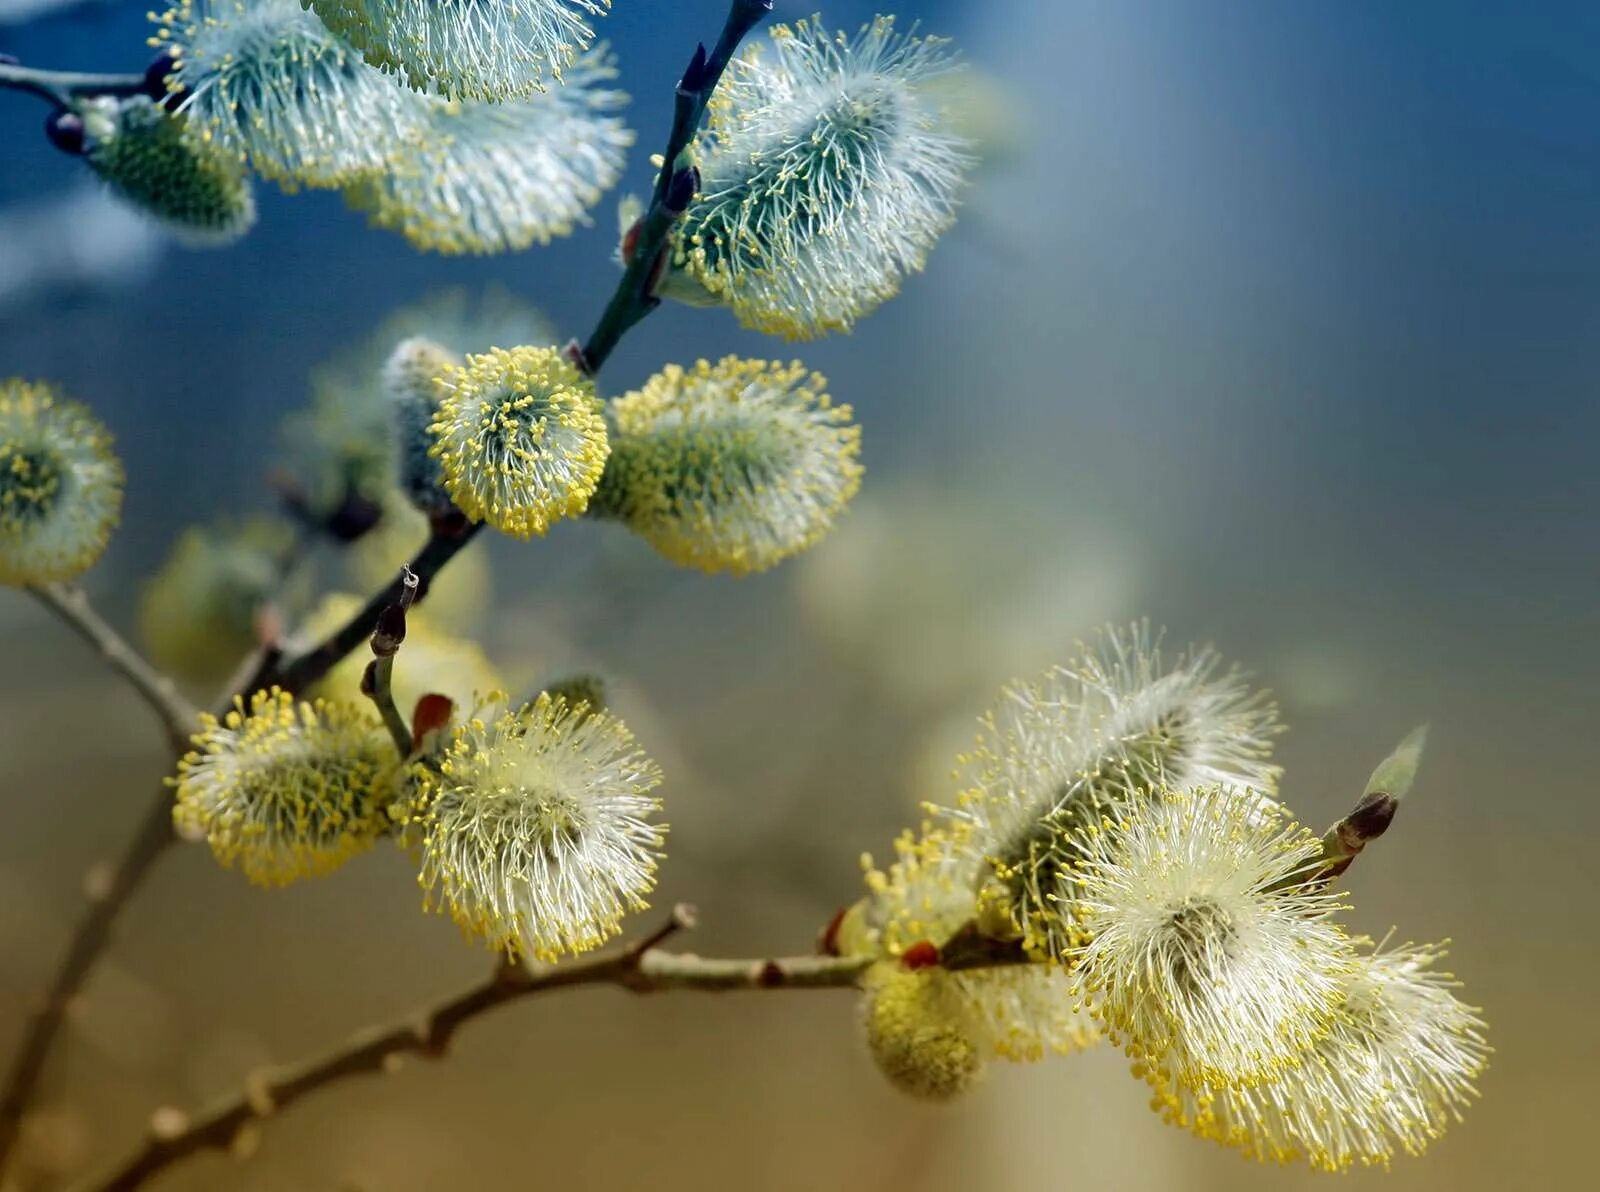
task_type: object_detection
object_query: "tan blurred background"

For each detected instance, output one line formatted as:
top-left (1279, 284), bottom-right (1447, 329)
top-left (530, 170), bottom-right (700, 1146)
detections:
top-left (4, 0), bottom-right (1598, 1189)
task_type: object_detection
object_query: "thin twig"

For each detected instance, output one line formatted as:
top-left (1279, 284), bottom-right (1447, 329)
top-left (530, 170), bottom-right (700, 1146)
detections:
top-left (78, 906), bottom-right (870, 1192)
top-left (579, 0), bottom-right (773, 373)
top-left (0, 62), bottom-right (147, 108)
top-left (0, 783), bottom-right (178, 1175)
top-left (362, 567), bottom-right (420, 756)
top-left (26, 583), bottom-right (199, 752)
top-left (266, 0), bottom-right (773, 690)
top-left (2, 3), bottom-right (778, 1177)
top-left (0, 587), bottom-right (197, 1176)
top-left (268, 523), bottom-right (482, 697)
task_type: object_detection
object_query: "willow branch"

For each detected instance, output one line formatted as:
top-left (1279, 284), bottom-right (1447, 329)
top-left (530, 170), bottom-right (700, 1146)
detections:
top-left (0, 589), bottom-right (196, 1174)
top-left (578, 0), bottom-right (772, 373)
top-left (361, 567), bottom-right (419, 757)
top-left (263, 1), bottom-right (772, 685)
top-left (26, 583), bottom-right (198, 752)
top-left (268, 522), bottom-right (482, 697)
top-left (80, 906), bottom-right (870, 1192)
top-left (0, 782), bottom-right (178, 1177)
top-left (7, 3), bottom-right (775, 1176)
top-left (0, 61), bottom-right (147, 108)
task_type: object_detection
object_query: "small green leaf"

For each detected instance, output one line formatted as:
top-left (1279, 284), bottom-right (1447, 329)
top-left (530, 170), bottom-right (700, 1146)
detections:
top-left (1366, 724), bottom-right (1428, 801)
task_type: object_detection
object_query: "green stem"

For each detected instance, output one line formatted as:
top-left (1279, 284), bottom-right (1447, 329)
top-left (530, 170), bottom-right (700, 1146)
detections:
top-left (369, 654), bottom-right (410, 756)
top-left (364, 567), bottom-right (421, 757)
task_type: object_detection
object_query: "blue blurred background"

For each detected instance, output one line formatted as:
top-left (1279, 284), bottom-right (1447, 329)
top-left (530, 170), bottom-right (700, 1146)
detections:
top-left (2, 1), bottom-right (1597, 1189)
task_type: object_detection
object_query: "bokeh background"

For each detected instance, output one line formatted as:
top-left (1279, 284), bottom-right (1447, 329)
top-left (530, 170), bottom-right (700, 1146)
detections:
top-left (3, 0), bottom-right (1598, 1188)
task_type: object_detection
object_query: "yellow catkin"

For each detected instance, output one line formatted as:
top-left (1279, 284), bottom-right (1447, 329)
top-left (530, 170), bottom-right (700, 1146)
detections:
top-left (861, 963), bottom-right (985, 1102)
top-left (80, 95), bottom-right (256, 245)
top-left (172, 688), bottom-right (397, 886)
top-left (670, 18), bottom-right (972, 339)
top-left (0, 378), bottom-right (124, 586)
top-left (407, 692), bottom-right (666, 961)
top-left (305, 0), bottom-right (600, 101)
top-left (593, 357), bottom-right (862, 575)
top-left (430, 346), bottom-right (608, 539)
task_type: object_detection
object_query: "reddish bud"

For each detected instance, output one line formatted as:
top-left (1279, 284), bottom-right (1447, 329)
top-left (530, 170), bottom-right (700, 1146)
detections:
top-left (817, 906), bottom-right (848, 956)
top-left (410, 693), bottom-right (455, 753)
top-left (621, 216), bottom-right (644, 264)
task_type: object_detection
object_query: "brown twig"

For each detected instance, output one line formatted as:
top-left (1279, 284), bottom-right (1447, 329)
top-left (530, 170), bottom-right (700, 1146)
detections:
top-left (4, 3), bottom-right (780, 1177)
top-left (78, 906), bottom-right (870, 1192)
top-left (25, 583), bottom-right (199, 753)
top-left (268, 522), bottom-right (482, 697)
top-left (0, 782), bottom-right (178, 1175)
top-left (578, 0), bottom-right (773, 373)
top-left (0, 590), bottom-right (200, 1175)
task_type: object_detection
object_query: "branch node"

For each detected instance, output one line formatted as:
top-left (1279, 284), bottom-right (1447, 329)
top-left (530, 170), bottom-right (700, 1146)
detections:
top-left (630, 903), bottom-right (699, 959)
top-left (242, 1073), bottom-right (275, 1118)
top-left (148, 1107), bottom-right (189, 1143)
top-left (229, 1123), bottom-right (262, 1160)
top-left (81, 864), bottom-right (115, 903)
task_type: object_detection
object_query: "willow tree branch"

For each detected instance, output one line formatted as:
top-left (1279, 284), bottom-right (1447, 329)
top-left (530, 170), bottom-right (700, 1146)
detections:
top-left (0, 589), bottom-right (196, 1175)
top-left (26, 583), bottom-right (199, 753)
top-left (361, 567), bottom-right (420, 757)
top-left (0, 782), bottom-right (178, 1177)
top-left (578, 0), bottom-right (772, 373)
top-left (268, 5), bottom-right (771, 692)
top-left (80, 906), bottom-right (870, 1192)
top-left (0, 62), bottom-right (147, 108)
top-left (6, 4), bottom-right (776, 1178)
top-left (268, 522), bottom-right (482, 697)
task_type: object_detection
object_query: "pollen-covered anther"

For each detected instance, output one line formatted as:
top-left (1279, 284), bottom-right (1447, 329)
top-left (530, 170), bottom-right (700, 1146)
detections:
top-left (430, 345), bottom-right (609, 540)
